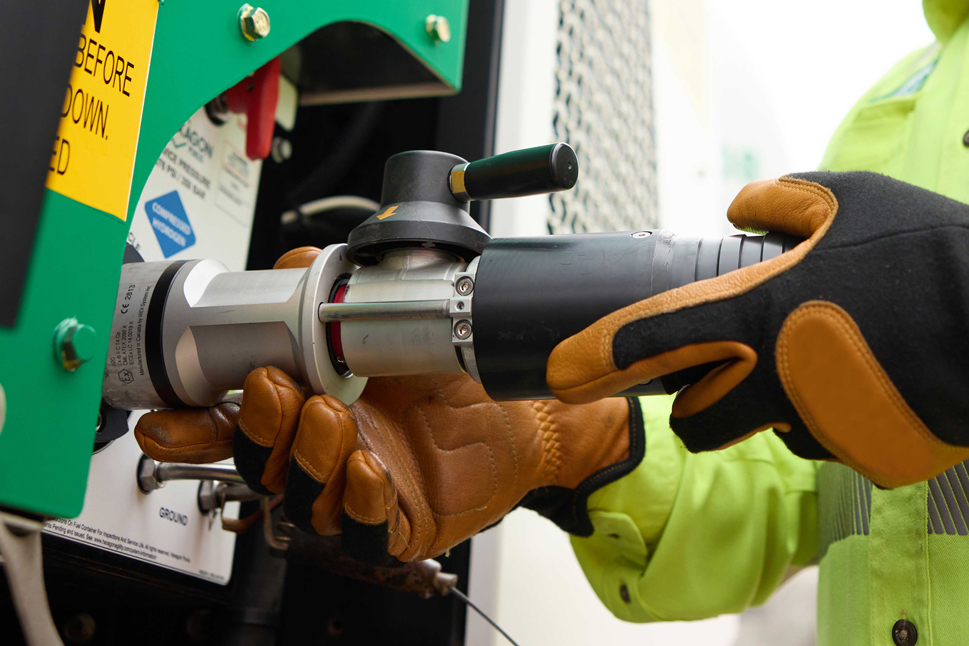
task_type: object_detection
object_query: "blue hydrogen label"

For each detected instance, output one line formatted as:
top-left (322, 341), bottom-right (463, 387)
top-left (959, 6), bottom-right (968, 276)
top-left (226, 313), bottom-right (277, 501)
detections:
top-left (145, 191), bottom-right (195, 257)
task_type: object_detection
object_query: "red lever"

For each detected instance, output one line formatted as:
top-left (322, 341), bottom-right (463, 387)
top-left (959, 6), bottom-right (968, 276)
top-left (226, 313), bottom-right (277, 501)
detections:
top-left (225, 57), bottom-right (280, 160)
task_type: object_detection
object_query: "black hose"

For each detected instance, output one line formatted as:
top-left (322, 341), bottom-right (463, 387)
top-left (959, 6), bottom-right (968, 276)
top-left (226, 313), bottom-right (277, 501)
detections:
top-left (286, 102), bottom-right (384, 211)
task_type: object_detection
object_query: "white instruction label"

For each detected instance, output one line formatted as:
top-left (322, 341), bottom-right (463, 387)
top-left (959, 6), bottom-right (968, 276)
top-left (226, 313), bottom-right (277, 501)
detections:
top-left (42, 106), bottom-right (263, 583)
top-left (127, 107), bottom-right (262, 271)
top-left (44, 411), bottom-right (240, 585)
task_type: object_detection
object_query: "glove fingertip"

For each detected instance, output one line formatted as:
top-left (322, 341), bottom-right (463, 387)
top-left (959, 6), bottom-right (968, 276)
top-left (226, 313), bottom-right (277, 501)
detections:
top-left (273, 246), bottom-right (321, 270)
top-left (341, 450), bottom-right (403, 565)
top-left (233, 429), bottom-right (277, 495)
top-left (547, 328), bottom-right (615, 396)
top-left (134, 409), bottom-right (236, 464)
top-left (282, 455), bottom-right (326, 533)
top-left (344, 450), bottom-right (392, 528)
top-left (341, 511), bottom-right (396, 566)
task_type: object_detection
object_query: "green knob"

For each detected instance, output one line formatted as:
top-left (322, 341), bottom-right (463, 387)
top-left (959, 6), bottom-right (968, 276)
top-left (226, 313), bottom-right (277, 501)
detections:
top-left (53, 318), bottom-right (98, 371)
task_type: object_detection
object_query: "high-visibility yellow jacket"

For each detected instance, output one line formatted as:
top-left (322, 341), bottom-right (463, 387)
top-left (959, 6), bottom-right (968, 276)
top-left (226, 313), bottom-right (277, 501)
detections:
top-left (571, 2), bottom-right (969, 643)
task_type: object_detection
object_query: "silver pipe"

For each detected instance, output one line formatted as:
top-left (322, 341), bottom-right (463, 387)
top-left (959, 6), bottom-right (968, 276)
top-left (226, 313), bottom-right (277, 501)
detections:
top-left (318, 299), bottom-right (451, 322)
top-left (198, 482), bottom-right (262, 513)
top-left (219, 482), bottom-right (262, 502)
top-left (154, 463), bottom-right (246, 485)
top-left (138, 456), bottom-right (247, 493)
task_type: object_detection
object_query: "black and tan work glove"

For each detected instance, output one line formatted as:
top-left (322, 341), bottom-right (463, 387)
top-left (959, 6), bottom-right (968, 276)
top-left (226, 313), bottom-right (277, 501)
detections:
top-left (134, 248), bottom-right (643, 564)
top-left (548, 172), bottom-right (969, 488)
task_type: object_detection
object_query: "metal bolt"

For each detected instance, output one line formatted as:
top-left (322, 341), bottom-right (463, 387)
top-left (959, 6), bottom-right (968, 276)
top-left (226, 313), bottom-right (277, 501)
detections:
top-left (454, 320), bottom-right (473, 340)
top-left (137, 454), bottom-right (161, 493)
top-left (239, 4), bottom-right (270, 41)
top-left (425, 14), bottom-right (451, 43)
top-left (53, 318), bottom-right (97, 372)
top-left (327, 616), bottom-right (345, 637)
top-left (62, 612), bottom-right (96, 645)
top-left (631, 231), bottom-right (651, 238)
top-left (271, 137), bottom-right (293, 163)
top-left (455, 276), bottom-right (474, 296)
top-left (185, 609), bottom-right (213, 644)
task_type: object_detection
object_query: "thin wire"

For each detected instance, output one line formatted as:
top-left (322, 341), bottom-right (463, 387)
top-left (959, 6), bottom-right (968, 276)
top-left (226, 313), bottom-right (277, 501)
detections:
top-left (450, 587), bottom-right (520, 646)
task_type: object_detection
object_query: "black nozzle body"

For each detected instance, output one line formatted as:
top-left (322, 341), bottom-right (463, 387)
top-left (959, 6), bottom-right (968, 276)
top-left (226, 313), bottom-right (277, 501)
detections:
top-left (473, 230), bottom-right (802, 400)
top-left (346, 150), bottom-right (490, 265)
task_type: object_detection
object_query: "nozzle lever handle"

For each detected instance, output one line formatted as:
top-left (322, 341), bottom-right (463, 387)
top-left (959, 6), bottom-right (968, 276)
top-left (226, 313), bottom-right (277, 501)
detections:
top-left (449, 143), bottom-right (578, 202)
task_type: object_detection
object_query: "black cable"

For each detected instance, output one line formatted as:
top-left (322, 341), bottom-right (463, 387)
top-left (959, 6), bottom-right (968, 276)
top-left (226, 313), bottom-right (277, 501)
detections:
top-left (286, 102), bottom-right (384, 212)
top-left (450, 587), bottom-right (520, 646)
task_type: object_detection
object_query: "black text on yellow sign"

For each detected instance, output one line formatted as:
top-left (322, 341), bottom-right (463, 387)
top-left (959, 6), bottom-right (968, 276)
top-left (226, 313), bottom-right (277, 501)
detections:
top-left (46, 0), bottom-right (159, 221)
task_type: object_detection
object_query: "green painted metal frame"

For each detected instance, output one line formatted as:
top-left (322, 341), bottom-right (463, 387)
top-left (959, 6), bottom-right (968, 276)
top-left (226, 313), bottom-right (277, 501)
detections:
top-left (0, 0), bottom-right (468, 518)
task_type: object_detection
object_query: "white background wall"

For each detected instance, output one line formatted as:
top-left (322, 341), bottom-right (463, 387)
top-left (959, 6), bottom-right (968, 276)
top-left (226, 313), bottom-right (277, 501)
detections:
top-left (468, 1), bottom-right (934, 645)
top-left (660, 0), bottom-right (934, 235)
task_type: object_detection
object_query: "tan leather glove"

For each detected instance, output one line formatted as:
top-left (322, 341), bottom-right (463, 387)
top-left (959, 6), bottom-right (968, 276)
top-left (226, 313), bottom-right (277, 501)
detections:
top-left (134, 248), bottom-right (643, 564)
top-left (548, 172), bottom-right (969, 488)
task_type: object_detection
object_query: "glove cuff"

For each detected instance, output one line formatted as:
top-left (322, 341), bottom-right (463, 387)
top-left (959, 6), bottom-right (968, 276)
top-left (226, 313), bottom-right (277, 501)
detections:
top-left (518, 397), bottom-right (645, 536)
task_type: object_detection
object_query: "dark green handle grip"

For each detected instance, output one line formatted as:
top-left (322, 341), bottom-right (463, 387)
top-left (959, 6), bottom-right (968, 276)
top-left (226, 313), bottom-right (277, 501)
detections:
top-left (450, 143), bottom-right (578, 202)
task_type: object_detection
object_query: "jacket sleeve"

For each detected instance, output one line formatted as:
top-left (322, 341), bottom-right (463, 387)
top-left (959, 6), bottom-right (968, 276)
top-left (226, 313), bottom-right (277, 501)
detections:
top-left (571, 396), bottom-right (819, 622)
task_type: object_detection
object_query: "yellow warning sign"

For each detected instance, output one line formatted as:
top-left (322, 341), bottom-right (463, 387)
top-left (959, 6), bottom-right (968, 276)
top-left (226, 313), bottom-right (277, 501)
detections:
top-left (45, 0), bottom-right (159, 220)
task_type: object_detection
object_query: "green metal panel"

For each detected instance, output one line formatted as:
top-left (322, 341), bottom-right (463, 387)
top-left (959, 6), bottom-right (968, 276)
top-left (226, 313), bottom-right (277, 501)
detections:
top-left (0, 0), bottom-right (468, 518)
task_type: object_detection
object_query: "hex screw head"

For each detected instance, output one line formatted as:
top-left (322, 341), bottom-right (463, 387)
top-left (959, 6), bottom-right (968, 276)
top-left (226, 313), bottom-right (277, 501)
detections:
top-left (137, 454), bottom-right (160, 493)
top-left (425, 14), bottom-right (451, 43)
top-left (454, 320), bottom-right (473, 340)
top-left (53, 318), bottom-right (97, 372)
top-left (271, 137), bottom-right (292, 163)
top-left (62, 613), bottom-right (97, 645)
top-left (455, 276), bottom-right (474, 296)
top-left (239, 4), bottom-right (270, 41)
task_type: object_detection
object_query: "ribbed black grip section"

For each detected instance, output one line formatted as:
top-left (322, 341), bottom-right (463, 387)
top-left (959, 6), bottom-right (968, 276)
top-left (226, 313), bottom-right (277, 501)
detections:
top-left (459, 143), bottom-right (578, 200)
top-left (474, 231), bottom-right (801, 400)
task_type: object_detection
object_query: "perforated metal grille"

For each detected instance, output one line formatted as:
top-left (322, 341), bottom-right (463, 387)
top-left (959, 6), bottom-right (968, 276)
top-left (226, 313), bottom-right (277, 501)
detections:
top-left (550, 0), bottom-right (658, 234)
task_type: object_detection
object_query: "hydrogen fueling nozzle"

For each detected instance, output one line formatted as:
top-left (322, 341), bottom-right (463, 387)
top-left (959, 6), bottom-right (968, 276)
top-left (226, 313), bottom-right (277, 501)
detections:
top-left (102, 144), bottom-right (801, 410)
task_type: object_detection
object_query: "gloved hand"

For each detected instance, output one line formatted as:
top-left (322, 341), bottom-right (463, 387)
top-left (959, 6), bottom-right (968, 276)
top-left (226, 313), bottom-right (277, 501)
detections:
top-left (135, 248), bottom-right (642, 564)
top-left (548, 172), bottom-right (969, 488)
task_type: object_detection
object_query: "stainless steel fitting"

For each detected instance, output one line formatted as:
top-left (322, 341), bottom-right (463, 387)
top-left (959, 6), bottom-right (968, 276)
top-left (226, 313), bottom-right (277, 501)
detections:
top-left (105, 244), bottom-right (483, 411)
top-left (103, 245), bottom-right (365, 410)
